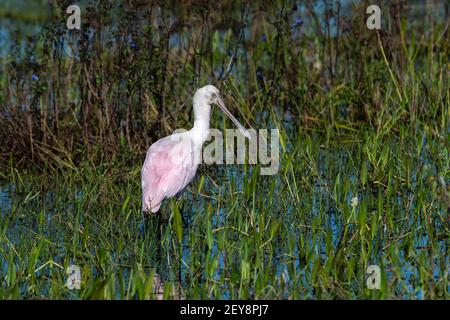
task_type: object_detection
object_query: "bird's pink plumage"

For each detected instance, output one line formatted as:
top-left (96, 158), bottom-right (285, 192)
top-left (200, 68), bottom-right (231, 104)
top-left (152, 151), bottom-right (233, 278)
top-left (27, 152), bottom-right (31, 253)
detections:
top-left (141, 134), bottom-right (199, 213)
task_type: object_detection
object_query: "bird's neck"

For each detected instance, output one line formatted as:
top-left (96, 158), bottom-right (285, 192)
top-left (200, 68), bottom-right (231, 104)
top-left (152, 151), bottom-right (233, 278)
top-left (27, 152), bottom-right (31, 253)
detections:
top-left (191, 99), bottom-right (211, 146)
top-left (191, 118), bottom-right (210, 146)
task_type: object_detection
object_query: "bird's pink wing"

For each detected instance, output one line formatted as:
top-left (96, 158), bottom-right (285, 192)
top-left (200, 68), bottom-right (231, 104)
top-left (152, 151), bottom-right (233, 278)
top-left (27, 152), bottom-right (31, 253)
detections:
top-left (141, 135), bottom-right (198, 213)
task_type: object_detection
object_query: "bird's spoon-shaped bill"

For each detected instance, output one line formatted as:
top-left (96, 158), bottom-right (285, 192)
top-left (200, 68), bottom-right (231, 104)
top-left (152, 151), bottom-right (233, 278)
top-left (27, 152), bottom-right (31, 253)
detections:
top-left (216, 97), bottom-right (252, 139)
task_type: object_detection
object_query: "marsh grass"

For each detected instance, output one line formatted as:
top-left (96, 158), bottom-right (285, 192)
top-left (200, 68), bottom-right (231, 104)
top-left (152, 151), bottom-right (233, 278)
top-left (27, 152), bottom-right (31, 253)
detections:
top-left (1, 125), bottom-right (448, 299)
top-left (0, 1), bottom-right (449, 299)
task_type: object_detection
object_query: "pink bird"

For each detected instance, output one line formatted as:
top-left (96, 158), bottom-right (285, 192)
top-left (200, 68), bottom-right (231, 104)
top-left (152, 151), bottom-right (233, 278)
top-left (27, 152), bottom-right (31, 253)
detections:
top-left (141, 85), bottom-right (251, 213)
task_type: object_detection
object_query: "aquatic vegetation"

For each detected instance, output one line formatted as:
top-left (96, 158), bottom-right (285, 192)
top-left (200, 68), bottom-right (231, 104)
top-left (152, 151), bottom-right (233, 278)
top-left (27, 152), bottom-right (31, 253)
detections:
top-left (0, 1), bottom-right (448, 299)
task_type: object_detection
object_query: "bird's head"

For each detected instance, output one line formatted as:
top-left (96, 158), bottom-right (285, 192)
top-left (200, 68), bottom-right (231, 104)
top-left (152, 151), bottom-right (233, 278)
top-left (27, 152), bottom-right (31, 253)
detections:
top-left (194, 85), bottom-right (251, 139)
top-left (195, 84), bottom-right (221, 104)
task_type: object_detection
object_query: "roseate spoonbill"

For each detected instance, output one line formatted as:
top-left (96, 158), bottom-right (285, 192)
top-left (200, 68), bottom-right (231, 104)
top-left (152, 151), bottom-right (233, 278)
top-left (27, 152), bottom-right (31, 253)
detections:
top-left (141, 85), bottom-right (251, 213)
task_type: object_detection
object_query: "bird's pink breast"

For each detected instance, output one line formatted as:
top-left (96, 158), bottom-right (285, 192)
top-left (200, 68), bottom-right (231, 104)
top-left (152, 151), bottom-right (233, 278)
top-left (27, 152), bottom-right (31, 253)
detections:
top-left (141, 134), bottom-right (199, 213)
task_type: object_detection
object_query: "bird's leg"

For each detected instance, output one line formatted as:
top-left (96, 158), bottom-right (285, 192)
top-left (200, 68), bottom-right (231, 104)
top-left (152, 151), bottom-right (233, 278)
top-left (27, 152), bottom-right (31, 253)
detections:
top-left (159, 204), bottom-right (171, 225)
top-left (168, 199), bottom-right (186, 300)
top-left (141, 209), bottom-right (159, 238)
top-left (141, 210), bottom-right (148, 238)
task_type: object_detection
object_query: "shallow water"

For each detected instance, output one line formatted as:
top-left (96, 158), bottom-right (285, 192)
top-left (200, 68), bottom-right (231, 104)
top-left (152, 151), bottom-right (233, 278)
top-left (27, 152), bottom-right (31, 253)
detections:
top-left (0, 0), bottom-right (448, 300)
top-left (1, 143), bottom-right (447, 299)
